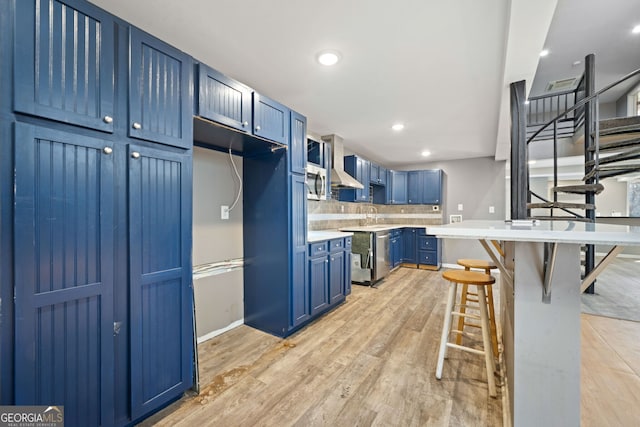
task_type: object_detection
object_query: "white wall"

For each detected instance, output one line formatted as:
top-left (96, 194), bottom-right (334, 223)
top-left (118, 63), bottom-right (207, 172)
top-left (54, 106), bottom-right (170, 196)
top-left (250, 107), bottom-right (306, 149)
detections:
top-left (403, 157), bottom-right (507, 264)
top-left (192, 147), bottom-right (244, 340)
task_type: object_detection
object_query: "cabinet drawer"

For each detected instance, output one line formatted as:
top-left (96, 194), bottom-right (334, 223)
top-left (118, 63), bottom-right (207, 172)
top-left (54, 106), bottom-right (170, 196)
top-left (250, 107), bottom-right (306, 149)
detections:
top-left (418, 250), bottom-right (438, 265)
top-left (309, 241), bottom-right (328, 256)
top-left (329, 238), bottom-right (344, 252)
top-left (418, 236), bottom-right (437, 250)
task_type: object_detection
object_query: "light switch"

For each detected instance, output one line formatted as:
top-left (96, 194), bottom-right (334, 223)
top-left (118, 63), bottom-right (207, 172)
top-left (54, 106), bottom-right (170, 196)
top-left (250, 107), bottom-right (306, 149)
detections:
top-left (221, 205), bottom-right (229, 220)
top-left (489, 206), bottom-right (495, 214)
top-left (457, 203), bottom-right (463, 211)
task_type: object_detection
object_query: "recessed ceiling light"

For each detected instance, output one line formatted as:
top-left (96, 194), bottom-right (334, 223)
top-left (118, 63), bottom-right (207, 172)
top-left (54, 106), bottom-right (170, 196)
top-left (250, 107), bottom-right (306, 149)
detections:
top-left (525, 100), bottom-right (530, 105)
top-left (316, 50), bottom-right (341, 66)
top-left (540, 49), bottom-right (549, 57)
top-left (391, 123), bottom-right (404, 131)
top-left (572, 60), bottom-right (582, 67)
top-left (528, 160), bottom-right (537, 165)
top-left (421, 150), bottom-right (431, 157)
top-left (633, 25), bottom-right (640, 34)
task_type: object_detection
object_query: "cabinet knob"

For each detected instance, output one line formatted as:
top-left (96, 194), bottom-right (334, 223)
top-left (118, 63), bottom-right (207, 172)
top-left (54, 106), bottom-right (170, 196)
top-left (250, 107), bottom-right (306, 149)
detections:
top-left (131, 152), bottom-right (141, 159)
top-left (103, 147), bottom-right (113, 155)
top-left (325, 260), bottom-right (328, 263)
top-left (103, 115), bottom-right (113, 124)
top-left (242, 121), bottom-right (249, 127)
top-left (255, 125), bottom-right (261, 131)
top-left (132, 122), bottom-right (142, 130)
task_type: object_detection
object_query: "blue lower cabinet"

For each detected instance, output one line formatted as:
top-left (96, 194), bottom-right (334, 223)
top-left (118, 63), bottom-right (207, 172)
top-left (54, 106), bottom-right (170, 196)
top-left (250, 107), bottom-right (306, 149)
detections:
top-left (345, 237), bottom-right (352, 295)
top-left (402, 228), bottom-right (418, 263)
top-left (417, 230), bottom-right (441, 269)
top-left (308, 237), bottom-right (350, 317)
top-left (309, 254), bottom-right (329, 316)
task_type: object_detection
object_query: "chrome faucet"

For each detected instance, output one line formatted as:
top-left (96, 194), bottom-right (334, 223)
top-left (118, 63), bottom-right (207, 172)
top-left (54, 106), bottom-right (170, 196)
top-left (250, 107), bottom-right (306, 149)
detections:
top-left (370, 206), bottom-right (378, 224)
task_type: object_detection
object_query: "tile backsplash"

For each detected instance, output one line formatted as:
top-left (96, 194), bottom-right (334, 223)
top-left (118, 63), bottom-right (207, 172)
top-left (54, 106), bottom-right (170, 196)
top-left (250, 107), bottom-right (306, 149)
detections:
top-left (308, 200), bottom-right (443, 230)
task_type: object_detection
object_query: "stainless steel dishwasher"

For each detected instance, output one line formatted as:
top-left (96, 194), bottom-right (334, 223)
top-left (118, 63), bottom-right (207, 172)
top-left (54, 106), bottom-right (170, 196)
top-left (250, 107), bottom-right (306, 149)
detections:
top-left (351, 230), bottom-right (391, 285)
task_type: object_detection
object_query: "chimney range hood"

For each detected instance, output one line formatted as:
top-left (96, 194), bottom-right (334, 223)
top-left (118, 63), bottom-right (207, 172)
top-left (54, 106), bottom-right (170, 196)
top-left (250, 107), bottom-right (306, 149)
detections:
top-left (321, 134), bottom-right (364, 189)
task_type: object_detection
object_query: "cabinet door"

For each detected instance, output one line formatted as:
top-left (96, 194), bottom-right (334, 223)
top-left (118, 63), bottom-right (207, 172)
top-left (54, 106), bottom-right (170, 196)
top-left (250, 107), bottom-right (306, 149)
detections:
top-left (128, 145), bottom-right (193, 418)
top-left (329, 250), bottom-right (345, 304)
top-left (253, 93), bottom-right (289, 145)
top-left (290, 174), bottom-right (309, 327)
top-left (389, 170), bottom-right (408, 204)
top-left (402, 228), bottom-right (417, 263)
top-left (14, 0), bottom-right (115, 132)
top-left (129, 28), bottom-right (193, 149)
top-left (309, 256), bottom-right (329, 316)
top-left (370, 162), bottom-right (380, 183)
top-left (197, 64), bottom-right (252, 133)
top-left (407, 171), bottom-right (422, 204)
top-left (13, 123), bottom-right (115, 426)
top-left (378, 165), bottom-right (387, 186)
top-left (422, 169), bottom-right (443, 204)
top-left (290, 110), bottom-right (307, 175)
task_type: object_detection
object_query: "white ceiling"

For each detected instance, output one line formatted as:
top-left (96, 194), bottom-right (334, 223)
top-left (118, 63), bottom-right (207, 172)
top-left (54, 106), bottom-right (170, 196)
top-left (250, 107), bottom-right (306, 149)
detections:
top-left (90, 0), bottom-right (561, 166)
top-left (530, 0), bottom-right (640, 104)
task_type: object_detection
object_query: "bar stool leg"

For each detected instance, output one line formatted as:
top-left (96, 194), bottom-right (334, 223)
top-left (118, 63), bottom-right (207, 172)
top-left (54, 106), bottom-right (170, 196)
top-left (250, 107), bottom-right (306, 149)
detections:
top-left (436, 281), bottom-right (458, 379)
top-left (477, 285), bottom-right (497, 397)
top-left (486, 284), bottom-right (499, 357)
top-left (455, 283), bottom-right (469, 346)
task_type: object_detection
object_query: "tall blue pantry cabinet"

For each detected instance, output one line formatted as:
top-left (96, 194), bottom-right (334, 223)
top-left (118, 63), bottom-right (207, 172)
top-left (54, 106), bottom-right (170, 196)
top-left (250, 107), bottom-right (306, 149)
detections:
top-left (2, 1), bottom-right (194, 426)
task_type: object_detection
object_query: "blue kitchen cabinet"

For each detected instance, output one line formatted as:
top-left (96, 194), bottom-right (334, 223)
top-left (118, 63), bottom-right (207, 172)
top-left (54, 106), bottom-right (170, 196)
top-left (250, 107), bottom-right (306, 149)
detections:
top-left (13, 123), bottom-right (116, 426)
top-left (417, 229), bottom-right (441, 270)
top-left (309, 244), bottom-right (330, 316)
top-left (339, 155), bottom-right (370, 202)
top-left (197, 64), bottom-right (252, 133)
top-left (387, 170), bottom-right (408, 204)
top-left (422, 169), bottom-right (443, 204)
top-left (370, 162), bottom-right (387, 185)
top-left (253, 93), bottom-right (289, 145)
top-left (14, 0), bottom-right (115, 133)
top-left (329, 250), bottom-right (346, 305)
top-left (345, 237), bottom-right (353, 295)
top-left (407, 171), bottom-right (422, 204)
top-left (290, 158), bottom-right (309, 327)
top-left (128, 144), bottom-right (193, 419)
top-left (390, 229), bottom-right (403, 268)
top-left (129, 28), bottom-right (193, 149)
top-left (290, 111), bottom-right (307, 175)
top-left (402, 228), bottom-right (418, 264)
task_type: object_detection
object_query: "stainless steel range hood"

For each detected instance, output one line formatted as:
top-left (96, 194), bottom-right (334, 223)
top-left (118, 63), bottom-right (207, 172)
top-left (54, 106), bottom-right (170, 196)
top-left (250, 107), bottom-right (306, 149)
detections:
top-left (321, 134), bottom-right (364, 189)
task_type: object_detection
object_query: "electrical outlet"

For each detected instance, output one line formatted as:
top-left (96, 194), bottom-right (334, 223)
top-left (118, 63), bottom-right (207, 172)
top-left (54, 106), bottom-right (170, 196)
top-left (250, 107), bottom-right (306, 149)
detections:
top-left (221, 205), bottom-right (229, 220)
top-left (489, 206), bottom-right (495, 214)
top-left (457, 203), bottom-right (464, 211)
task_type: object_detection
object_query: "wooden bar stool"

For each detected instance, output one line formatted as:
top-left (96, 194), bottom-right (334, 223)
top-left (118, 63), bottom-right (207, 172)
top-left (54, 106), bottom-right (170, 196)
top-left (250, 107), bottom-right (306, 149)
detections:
top-left (436, 270), bottom-right (497, 397)
top-left (456, 259), bottom-right (499, 358)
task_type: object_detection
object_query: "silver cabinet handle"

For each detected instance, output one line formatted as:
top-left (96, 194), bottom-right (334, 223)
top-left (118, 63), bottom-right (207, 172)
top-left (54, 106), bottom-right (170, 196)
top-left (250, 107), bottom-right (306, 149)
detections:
top-left (132, 122), bottom-right (142, 130)
top-left (103, 147), bottom-right (113, 155)
top-left (113, 321), bottom-right (122, 335)
top-left (131, 152), bottom-right (141, 159)
top-left (255, 125), bottom-right (261, 131)
top-left (103, 115), bottom-right (113, 124)
top-left (242, 121), bottom-right (249, 127)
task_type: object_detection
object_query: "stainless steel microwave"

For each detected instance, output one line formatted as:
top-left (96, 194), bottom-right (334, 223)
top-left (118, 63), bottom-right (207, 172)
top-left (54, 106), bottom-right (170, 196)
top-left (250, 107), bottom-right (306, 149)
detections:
top-left (306, 164), bottom-right (327, 200)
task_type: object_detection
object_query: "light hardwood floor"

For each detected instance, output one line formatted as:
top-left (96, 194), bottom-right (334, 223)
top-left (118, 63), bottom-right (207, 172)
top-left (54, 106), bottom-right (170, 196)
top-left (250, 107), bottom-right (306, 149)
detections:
top-left (140, 268), bottom-right (640, 427)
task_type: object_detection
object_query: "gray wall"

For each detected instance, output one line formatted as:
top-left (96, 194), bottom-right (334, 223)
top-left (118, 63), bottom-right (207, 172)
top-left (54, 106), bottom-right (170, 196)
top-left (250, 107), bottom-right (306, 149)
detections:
top-left (616, 79), bottom-right (640, 116)
top-left (193, 147), bottom-right (244, 340)
top-left (402, 157), bottom-right (507, 265)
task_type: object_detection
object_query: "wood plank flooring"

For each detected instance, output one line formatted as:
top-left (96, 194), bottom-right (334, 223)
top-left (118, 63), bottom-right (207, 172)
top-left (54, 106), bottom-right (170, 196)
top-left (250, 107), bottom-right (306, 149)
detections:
top-left (140, 268), bottom-right (502, 426)
top-left (139, 267), bottom-right (640, 427)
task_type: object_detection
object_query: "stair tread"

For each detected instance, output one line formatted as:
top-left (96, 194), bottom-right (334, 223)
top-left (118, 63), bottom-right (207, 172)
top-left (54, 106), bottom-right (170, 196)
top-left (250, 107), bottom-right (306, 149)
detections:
top-left (588, 136), bottom-right (640, 152)
top-left (598, 116), bottom-right (640, 133)
top-left (551, 184), bottom-right (604, 194)
top-left (585, 148), bottom-right (640, 166)
top-left (583, 164), bottom-right (640, 181)
top-left (527, 202), bottom-right (595, 209)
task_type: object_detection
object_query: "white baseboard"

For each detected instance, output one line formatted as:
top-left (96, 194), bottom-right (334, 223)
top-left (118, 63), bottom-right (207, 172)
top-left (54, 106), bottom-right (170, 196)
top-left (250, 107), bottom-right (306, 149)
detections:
top-left (197, 319), bottom-right (244, 344)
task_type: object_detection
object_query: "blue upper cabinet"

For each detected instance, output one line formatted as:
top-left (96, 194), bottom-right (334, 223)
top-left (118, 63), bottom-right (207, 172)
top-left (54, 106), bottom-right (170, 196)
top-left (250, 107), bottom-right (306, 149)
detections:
top-left (290, 110), bottom-right (306, 175)
top-left (387, 170), bottom-right (407, 204)
top-left (407, 171), bottom-right (422, 204)
top-left (129, 28), bottom-right (193, 149)
top-left (422, 169), bottom-right (443, 204)
top-left (253, 92), bottom-right (289, 145)
top-left (14, 0), bottom-right (115, 132)
top-left (370, 162), bottom-right (387, 186)
top-left (197, 64), bottom-right (252, 133)
top-left (339, 155), bottom-right (370, 202)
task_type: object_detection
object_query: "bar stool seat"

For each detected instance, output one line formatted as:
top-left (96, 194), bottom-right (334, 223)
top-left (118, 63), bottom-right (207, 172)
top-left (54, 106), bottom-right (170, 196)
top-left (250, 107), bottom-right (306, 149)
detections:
top-left (456, 259), bottom-right (499, 358)
top-left (436, 270), bottom-right (497, 397)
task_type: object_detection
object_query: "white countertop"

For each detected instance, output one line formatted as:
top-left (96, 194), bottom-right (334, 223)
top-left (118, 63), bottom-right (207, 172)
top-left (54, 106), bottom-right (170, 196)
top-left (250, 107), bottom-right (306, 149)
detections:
top-left (339, 224), bottom-right (430, 233)
top-left (308, 230), bottom-right (354, 243)
top-left (426, 220), bottom-right (640, 246)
